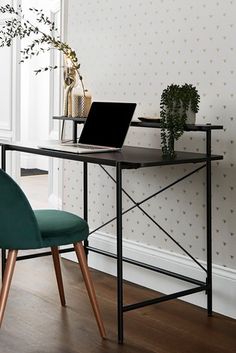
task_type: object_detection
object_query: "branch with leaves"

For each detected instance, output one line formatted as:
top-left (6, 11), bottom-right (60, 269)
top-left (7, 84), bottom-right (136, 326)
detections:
top-left (0, 3), bottom-right (86, 95)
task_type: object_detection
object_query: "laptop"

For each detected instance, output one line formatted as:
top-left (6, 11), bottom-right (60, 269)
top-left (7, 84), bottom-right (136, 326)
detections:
top-left (39, 101), bottom-right (136, 154)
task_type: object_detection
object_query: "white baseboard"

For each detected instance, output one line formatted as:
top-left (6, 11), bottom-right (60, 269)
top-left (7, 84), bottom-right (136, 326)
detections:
top-left (62, 231), bottom-right (236, 319)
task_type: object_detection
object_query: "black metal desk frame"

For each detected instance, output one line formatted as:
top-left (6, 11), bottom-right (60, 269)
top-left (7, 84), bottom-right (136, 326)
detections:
top-left (0, 120), bottom-right (223, 343)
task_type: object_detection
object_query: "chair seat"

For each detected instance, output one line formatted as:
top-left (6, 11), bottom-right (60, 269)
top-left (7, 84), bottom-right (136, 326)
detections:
top-left (34, 210), bottom-right (89, 248)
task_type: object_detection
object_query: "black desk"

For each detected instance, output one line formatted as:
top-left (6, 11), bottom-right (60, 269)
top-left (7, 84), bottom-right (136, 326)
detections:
top-left (0, 124), bottom-right (223, 344)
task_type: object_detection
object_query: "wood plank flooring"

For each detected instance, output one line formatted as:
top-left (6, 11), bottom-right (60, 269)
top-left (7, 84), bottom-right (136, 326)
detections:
top-left (0, 256), bottom-right (235, 353)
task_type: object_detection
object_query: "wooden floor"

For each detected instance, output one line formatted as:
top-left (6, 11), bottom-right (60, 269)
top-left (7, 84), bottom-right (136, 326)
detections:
top-left (0, 256), bottom-right (235, 353)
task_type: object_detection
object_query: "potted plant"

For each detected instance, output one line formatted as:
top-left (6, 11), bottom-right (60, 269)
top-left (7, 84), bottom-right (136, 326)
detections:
top-left (160, 83), bottom-right (200, 158)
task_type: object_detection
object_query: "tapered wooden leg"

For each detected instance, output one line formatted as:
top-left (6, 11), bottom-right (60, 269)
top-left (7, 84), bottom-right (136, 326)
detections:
top-left (51, 247), bottom-right (66, 306)
top-left (74, 242), bottom-right (106, 338)
top-left (0, 249), bottom-right (18, 327)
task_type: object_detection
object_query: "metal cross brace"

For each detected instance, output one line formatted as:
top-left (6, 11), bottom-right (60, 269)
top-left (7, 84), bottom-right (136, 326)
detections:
top-left (89, 163), bottom-right (207, 272)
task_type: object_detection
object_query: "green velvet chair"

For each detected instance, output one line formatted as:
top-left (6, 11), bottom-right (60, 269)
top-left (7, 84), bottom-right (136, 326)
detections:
top-left (0, 169), bottom-right (105, 338)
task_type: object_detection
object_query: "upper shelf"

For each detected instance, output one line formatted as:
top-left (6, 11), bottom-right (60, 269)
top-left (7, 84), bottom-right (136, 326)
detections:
top-left (53, 116), bottom-right (223, 132)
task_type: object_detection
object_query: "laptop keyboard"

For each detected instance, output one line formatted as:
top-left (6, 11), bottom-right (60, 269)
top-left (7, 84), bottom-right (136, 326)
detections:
top-left (79, 145), bottom-right (105, 150)
top-left (63, 143), bottom-right (107, 150)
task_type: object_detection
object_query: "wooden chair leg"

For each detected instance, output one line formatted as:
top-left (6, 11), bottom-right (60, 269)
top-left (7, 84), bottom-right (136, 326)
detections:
top-left (0, 249), bottom-right (18, 327)
top-left (74, 242), bottom-right (106, 339)
top-left (51, 247), bottom-right (66, 306)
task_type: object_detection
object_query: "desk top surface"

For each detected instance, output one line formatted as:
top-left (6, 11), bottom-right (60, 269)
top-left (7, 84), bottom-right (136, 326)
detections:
top-left (0, 141), bottom-right (223, 169)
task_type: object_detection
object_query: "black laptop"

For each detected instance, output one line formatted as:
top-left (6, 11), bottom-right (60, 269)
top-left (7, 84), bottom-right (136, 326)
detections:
top-left (39, 101), bottom-right (136, 154)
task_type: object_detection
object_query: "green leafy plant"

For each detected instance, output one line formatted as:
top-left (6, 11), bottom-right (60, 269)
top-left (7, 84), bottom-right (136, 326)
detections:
top-left (0, 3), bottom-right (86, 95)
top-left (160, 83), bottom-right (200, 158)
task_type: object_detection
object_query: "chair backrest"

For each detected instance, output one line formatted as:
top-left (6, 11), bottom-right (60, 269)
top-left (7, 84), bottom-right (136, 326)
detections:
top-left (0, 169), bottom-right (43, 249)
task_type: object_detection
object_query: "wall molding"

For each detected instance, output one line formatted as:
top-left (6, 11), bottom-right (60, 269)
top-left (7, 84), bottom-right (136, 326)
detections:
top-left (0, 121), bottom-right (11, 131)
top-left (63, 231), bottom-right (236, 319)
top-left (0, 133), bottom-right (12, 140)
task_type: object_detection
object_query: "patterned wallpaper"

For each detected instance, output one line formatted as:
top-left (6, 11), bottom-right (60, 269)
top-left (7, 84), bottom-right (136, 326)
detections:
top-left (63, 0), bottom-right (236, 269)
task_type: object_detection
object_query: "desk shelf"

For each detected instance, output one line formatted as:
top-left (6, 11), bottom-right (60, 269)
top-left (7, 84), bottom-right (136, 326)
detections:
top-left (53, 116), bottom-right (223, 131)
top-left (53, 116), bottom-right (223, 146)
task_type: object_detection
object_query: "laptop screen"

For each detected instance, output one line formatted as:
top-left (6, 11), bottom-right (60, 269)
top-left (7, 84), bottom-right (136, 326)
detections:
top-left (79, 102), bottom-right (136, 148)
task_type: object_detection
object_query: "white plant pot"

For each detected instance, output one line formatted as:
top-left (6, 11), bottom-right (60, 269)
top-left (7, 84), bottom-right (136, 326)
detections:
top-left (185, 106), bottom-right (196, 124)
top-left (165, 105), bottom-right (197, 125)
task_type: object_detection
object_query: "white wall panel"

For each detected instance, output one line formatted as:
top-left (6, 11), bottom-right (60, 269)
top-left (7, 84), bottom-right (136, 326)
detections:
top-left (0, 31), bottom-right (12, 131)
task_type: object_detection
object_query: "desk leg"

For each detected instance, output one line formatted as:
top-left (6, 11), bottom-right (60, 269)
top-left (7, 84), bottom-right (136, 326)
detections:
top-left (83, 162), bottom-right (89, 256)
top-left (206, 130), bottom-right (212, 316)
top-left (116, 163), bottom-right (124, 344)
top-left (1, 251), bottom-right (6, 281)
top-left (73, 121), bottom-right (78, 143)
top-left (1, 145), bottom-right (6, 280)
